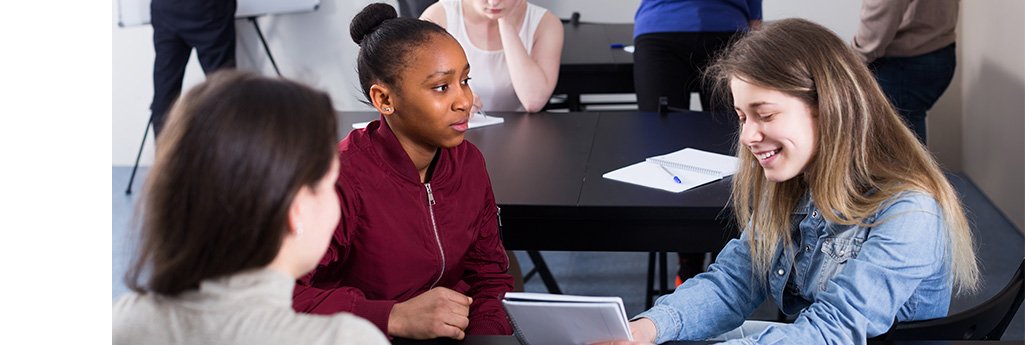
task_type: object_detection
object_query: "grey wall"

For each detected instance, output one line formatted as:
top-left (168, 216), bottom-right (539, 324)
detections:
top-left (960, 0), bottom-right (1025, 233)
top-left (112, 0), bottom-right (379, 166)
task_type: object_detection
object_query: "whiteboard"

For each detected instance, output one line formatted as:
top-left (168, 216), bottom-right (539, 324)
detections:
top-left (117, 0), bottom-right (321, 27)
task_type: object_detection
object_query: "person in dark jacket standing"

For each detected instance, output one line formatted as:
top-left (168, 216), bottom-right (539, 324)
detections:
top-left (292, 3), bottom-right (514, 340)
top-left (149, 0), bottom-right (237, 138)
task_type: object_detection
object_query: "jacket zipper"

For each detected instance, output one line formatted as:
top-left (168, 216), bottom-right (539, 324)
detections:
top-left (425, 182), bottom-right (445, 289)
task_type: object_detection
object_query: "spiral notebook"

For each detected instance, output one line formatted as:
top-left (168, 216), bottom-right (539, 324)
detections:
top-left (602, 148), bottom-right (739, 193)
top-left (502, 292), bottom-right (632, 345)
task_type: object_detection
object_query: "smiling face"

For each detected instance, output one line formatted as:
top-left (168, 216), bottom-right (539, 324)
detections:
top-left (732, 76), bottom-right (819, 183)
top-left (386, 34), bottom-right (474, 152)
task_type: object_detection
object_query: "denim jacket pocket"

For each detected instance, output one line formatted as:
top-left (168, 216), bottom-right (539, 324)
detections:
top-left (822, 237), bottom-right (863, 262)
top-left (817, 236), bottom-right (865, 291)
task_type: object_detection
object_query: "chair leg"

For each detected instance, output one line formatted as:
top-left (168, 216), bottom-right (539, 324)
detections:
top-left (646, 251), bottom-right (656, 309)
top-left (660, 251), bottom-right (669, 295)
top-left (506, 250), bottom-right (525, 292)
top-left (526, 250), bottom-right (562, 294)
top-left (125, 116), bottom-right (153, 195)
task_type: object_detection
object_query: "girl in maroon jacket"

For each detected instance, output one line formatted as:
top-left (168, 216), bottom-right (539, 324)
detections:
top-left (293, 3), bottom-right (514, 340)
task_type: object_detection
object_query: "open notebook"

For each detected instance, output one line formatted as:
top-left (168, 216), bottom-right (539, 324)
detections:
top-left (351, 112), bottom-right (503, 129)
top-left (502, 292), bottom-right (632, 345)
top-left (603, 148), bottom-right (739, 193)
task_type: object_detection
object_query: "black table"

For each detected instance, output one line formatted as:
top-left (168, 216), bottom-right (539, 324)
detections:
top-left (335, 111), bottom-right (739, 254)
top-left (392, 335), bottom-right (1023, 345)
top-left (557, 22), bottom-right (635, 110)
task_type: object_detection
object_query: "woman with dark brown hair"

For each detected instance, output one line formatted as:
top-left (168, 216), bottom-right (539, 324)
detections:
top-left (113, 71), bottom-right (388, 345)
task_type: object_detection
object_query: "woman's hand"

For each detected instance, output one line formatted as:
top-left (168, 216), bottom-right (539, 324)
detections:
top-left (495, 0), bottom-right (527, 29)
top-left (471, 94), bottom-right (483, 115)
top-left (629, 318), bottom-right (659, 344)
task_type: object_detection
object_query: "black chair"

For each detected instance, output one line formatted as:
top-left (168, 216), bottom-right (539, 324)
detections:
top-left (874, 257), bottom-right (1025, 340)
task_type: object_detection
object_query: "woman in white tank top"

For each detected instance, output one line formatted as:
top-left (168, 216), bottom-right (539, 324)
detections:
top-left (422, 0), bottom-right (563, 112)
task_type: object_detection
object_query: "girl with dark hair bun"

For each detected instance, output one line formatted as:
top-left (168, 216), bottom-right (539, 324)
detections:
top-left (292, 3), bottom-right (514, 341)
top-left (114, 71), bottom-right (389, 345)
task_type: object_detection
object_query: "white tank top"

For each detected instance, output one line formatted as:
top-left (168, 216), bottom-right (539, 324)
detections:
top-left (441, 0), bottom-right (547, 112)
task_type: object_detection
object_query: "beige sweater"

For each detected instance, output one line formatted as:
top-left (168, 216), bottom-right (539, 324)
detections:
top-left (113, 269), bottom-right (389, 345)
top-left (853, 0), bottom-right (959, 63)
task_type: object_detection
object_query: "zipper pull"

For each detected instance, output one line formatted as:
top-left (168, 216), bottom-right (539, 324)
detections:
top-left (497, 206), bottom-right (502, 227)
top-left (425, 183), bottom-right (436, 206)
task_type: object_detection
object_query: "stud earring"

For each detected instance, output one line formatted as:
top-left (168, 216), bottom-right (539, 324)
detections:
top-left (383, 107), bottom-right (392, 112)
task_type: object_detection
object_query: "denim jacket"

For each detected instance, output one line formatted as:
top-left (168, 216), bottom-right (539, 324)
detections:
top-left (635, 191), bottom-right (952, 344)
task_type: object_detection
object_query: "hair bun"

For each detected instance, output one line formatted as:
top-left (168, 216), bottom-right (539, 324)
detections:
top-left (350, 3), bottom-right (398, 46)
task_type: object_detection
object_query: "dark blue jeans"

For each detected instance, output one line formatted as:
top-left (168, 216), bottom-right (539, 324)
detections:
top-left (869, 43), bottom-right (956, 144)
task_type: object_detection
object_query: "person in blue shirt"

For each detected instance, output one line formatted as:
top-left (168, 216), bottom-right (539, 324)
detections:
top-left (625, 19), bottom-right (980, 344)
top-left (633, 0), bottom-right (762, 286)
top-left (633, 0), bottom-right (761, 113)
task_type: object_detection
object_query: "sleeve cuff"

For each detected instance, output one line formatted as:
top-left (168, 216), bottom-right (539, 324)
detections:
top-left (352, 298), bottom-right (397, 335)
top-left (466, 317), bottom-right (513, 335)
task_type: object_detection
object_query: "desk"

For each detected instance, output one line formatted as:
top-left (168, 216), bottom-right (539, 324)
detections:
top-left (392, 335), bottom-right (1022, 345)
top-left (335, 111), bottom-right (739, 254)
top-left (557, 22), bottom-right (635, 110)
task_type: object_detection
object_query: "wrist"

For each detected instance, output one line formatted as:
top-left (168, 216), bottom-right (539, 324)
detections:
top-left (635, 318), bottom-right (658, 343)
top-left (497, 17), bottom-right (516, 32)
top-left (386, 303), bottom-right (406, 336)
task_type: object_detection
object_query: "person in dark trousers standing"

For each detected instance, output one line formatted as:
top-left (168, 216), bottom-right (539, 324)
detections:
top-left (150, 0), bottom-right (237, 138)
top-left (853, 0), bottom-right (958, 145)
top-left (632, 0), bottom-right (762, 286)
top-left (633, 0), bottom-right (761, 113)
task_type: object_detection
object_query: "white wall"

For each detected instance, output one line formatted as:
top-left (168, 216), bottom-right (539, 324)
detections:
top-left (112, 0), bottom-right (380, 166)
top-left (960, 0), bottom-right (1025, 232)
top-left (532, 0), bottom-right (860, 39)
top-left (109, 0), bottom-right (887, 166)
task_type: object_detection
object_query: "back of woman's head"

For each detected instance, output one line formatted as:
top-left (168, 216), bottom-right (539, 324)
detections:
top-left (126, 70), bottom-right (338, 296)
top-left (708, 18), bottom-right (978, 292)
top-left (350, 3), bottom-right (449, 101)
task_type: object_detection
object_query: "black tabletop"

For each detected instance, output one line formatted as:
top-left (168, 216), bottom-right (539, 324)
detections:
top-left (561, 22), bottom-right (635, 67)
top-left (335, 111), bottom-right (740, 253)
top-left (556, 22), bottom-right (636, 101)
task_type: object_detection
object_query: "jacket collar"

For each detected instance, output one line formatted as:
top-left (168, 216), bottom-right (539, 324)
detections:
top-left (369, 116), bottom-right (449, 185)
top-left (793, 191), bottom-right (813, 215)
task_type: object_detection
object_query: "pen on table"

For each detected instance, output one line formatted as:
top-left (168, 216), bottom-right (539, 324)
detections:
top-left (657, 164), bottom-right (682, 184)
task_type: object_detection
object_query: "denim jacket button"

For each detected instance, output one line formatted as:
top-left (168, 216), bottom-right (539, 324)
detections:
top-left (777, 269), bottom-right (785, 276)
top-left (812, 211), bottom-right (819, 218)
top-left (805, 245), bottom-right (812, 252)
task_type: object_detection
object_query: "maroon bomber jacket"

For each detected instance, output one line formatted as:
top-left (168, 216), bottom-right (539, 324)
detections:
top-left (293, 117), bottom-right (514, 336)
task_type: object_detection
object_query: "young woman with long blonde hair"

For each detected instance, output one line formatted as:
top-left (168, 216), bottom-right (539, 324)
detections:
top-left (625, 18), bottom-right (978, 344)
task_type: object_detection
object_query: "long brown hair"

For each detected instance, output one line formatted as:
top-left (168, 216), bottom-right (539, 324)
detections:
top-left (125, 71), bottom-right (338, 296)
top-left (707, 18), bottom-right (979, 293)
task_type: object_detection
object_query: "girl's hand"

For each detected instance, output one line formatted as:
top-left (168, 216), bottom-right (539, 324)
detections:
top-left (629, 318), bottom-right (658, 344)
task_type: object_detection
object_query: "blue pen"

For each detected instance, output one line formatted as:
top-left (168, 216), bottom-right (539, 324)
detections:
top-left (657, 164), bottom-right (682, 184)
